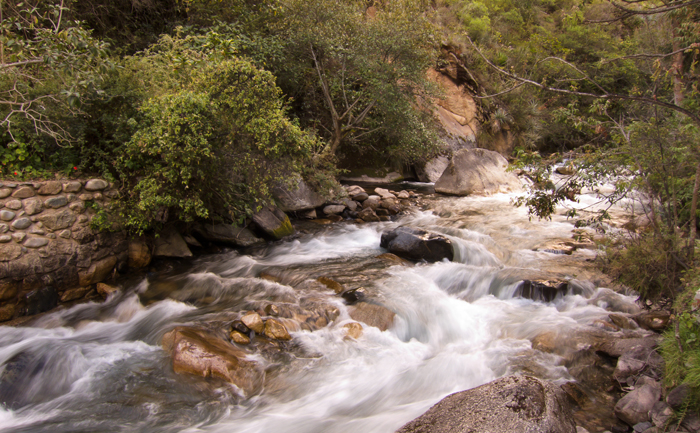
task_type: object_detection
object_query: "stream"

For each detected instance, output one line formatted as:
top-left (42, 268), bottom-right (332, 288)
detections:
top-left (0, 186), bottom-right (644, 433)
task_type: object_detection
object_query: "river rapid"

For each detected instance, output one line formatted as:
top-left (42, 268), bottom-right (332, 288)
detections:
top-left (0, 187), bottom-right (642, 433)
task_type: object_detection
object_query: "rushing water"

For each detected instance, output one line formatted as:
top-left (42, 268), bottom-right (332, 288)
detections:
top-left (0, 188), bottom-right (642, 433)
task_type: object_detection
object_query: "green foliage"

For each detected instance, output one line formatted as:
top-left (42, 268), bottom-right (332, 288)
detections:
top-left (661, 276), bottom-right (700, 413)
top-left (117, 57), bottom-right (323, 233)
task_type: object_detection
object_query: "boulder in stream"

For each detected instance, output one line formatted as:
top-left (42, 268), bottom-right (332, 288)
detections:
top-left (348, 302), bottom-right (395, 331)
top-left (251, 206), bottom-right (295, 239)
top-left (161, 326), bottom-right (264, 396)
top-left (396, 375), bottom-right (576, 433)
top-left (271, 177), bottom-right (325, 212)
top-left (434, 148), bottom-right (521, 196)
top-left (380, 227), bottom-right (453, 262)
top-left (193, 223), bottom-right (262, 247)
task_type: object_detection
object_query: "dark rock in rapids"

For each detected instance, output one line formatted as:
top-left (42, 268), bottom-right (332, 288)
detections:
top-left (251, 206), bottom-right (295, 240)
top-left (514, 280), bottom-right (567, 303)
top-left (341, 287), bottom-right (368, 304)
top-left (380, 227), bottom-right (453, 263)
top-left (396, 375), bottom-right (576, 433)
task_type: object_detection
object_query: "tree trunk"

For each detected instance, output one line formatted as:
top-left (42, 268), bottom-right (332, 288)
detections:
top-left (671, 21), bottom-right (685, 106)
top-left (687, 162), bottom-right (700, 262)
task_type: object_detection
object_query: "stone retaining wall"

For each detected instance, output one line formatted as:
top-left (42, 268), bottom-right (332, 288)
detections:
top-left (0, 179), bottom-right (128, 322)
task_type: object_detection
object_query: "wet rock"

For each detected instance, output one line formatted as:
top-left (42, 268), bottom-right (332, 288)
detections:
top-left (241, 311), bottom-right (265, 334)
top-left (60, 286), bottom-right (92, 302)
top-left (24, 286), bottom-right (58, 315)
top-left (231, 320), bottom-right (251, 335)
top-left (265, 304), bottom-right (280, 316)
top-left (154, 227), bottom-right (193, 258)
top-left (259, 272), bottom-right (281, 283)
top-left (264, 318), bottom-right (292, 340)
top-left (650, 401), bottom-right (673, 428)
top-left (435, 148), bottom-right (522, 196)
top-left (128, 237), bottom-right (151, 268)
top-left (271, 177), bottom-right (325, 212)
top-left (251, 206), bottom-right (294, 239)
top-left (514, 280), bottom-right (566, 302)
top-left (353, 192), bottom-right (369, 202)
top-left (342, 198), bottom-right (358, 212)
top-left (597, 336), bottom-right (661, 359)
top-left (78, 256), bottom-right (117, 286)
top-left (396, 375), bottom-right (576, 433)
top-left (341, 287), bottom-right (368, 304)
top-left (84, 179), bottom-right (108, 191)
top-left (230, 330), bottom-right (251, 345)
top-left (633, 313), bottom-right (670, 332)
top-left (96, 282), bottom-right (120, 298)
top-left (357, 208), bottom-right (380, 222)
top-left (162, 327), bottom-right (263, 395)
top-left (0, 283), bottom-right (17, 302)
top-left (380, 227), bottom-right (453, 262)
top-left (0, 304), bottom-right (15, 321)
top-left (376, 253), bottom-right (411, 266)
top-left (344, 322), bottom-right (363, 339)
top-left (614, 382), bottom-right (661, 426)
top-left (346, 185), bottom-right (365, 197)
top-left (348, 302), bottom-right (395, 331)
top-left (193, 223), bottom-right (262, 247)
top-left (374, 188), bottom-right (396, 199)
top-left (609, 314), bottom-right (640, 330)
top-left (588, 289), bottom-right (642, 314)
top-left (317, 277), bottom-right (344, 294)
top-left (299, 209), bottom-right (317, 219)
top-left (362, 195), bottom-right (381, 210)
top-left (323, 205), bottom-right (346, 215)
top-left (397, 190), bottom-right (410, 199)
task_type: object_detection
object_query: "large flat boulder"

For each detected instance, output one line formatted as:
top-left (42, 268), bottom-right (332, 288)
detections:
top-left (397, 375), bottom-right (576, 433)
top-left (380, 227), bottom-right (453, 262)
top-left (435, 148), bottom-right (521, 196)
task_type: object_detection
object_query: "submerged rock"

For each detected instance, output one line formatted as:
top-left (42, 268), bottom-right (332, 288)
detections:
top-left (396, 375), bottom-right (576, 433)
top-left (348, 302), bottom-right (395, 331)
top-left (380, 227), bottom-right (453, 262)
top-left (161, 326), bottom-right (263, 396)
top-left (264, 318), bottom-right (292, 340)
top-left (434, 148), bottom-right (521, 196)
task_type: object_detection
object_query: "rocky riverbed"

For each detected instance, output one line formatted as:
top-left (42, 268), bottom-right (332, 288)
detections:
top-left (0, 183), bottom-right (692, 433)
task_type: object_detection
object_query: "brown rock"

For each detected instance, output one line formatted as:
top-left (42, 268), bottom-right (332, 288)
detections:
top-left (11, 186), bottom-right (35, 199)
top-left (0, 243), bottom-right (23, 262)
top-left (614, 382), bottom-right (661, 426)
top-left (348, 302), bottom-right (395, 331)
top-left (317, 277), bottom-right (345, 294)
top-left (264, 318), bottom-right (292, 340)
top-left (258, 272), bottom-right (281, 283)
top-left (38, 181), bottom-right (63, 195)
top-left (0, 188), bottom-right (11, 199)
top-left (128, 237), bottom-right (151, 268)
top-left (153, 227), bottom-right (192, 258)
top-left (0, 281), bottom-right (17, 301)
top-left (24, 198), bottom-right (43, 215)
top-left (62, 181), bottom-right (83, 193)
top-left (633, 312), bottom-right (670, 332)
top-left (344, 322), bottom-right (363, 339)
top-left (376, 253), bottom-right (411, 266)
top-left (60, 286), bottom-right (92, 302)
top-left (96, 282), bottom-right (120, 298)
top-left (0, 303), bottom-right (16, 321)
top-left (241, 311), bottom-right (265, 334)
top-left (36, 209), bottom-right (76, 231)
top-left (162, 326), bottom-right (263, 395)
top-left (251, 206), bottom-right (295, 239)
top-left (230, 330), bottom-right (251, 345)
top-left (357, 208), bottom-right (380, 222)
top-left (78, 256), bottom-right (117, 286)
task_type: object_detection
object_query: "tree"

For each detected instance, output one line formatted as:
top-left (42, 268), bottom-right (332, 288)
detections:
top-left (273, 0), bottom-right (441, 163)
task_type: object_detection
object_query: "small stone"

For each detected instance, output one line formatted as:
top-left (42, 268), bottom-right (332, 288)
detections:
top-left (264, 318), bottom-right (292, 340)
top-left (69, 201), bottom-right (85, 213)
top-left (632, 422), bottom-right (652, 432)
top-left (0, 235), bottom-right (11, 243)
top-left (4, 200), bottom-right (22, 210)
top-left (84, 179), bottom-right (108, 191)
top-left (59, 230), bottom-right (71, 239)
top-left (0, 210), bottom-right (15, 221)
top-left (12, 232), bottom-right (26, 243)
top-left (397, 190), bottom-right (410, 199)
top-left (46, 233), bottom-right (56, 239)
top-left (1, 183), bottom-right (17, 188)
top-left (44, 196), bottom-right (68, 209)
top-left (0, 188), bottom-right (11, 199)
top-left (78, 215), bottom-right (89, 224)
top-left (37, 181), bottom-right (63, 195)
top-left (79, 193), bottom-right (93, 201)
top-left (353, 192), bottom-right (369, 201)
top-left (11, 186), bottom-right (35, 198)
top-left (93, 192), bottom-right (103, 200)
top-left (104, 190), bottom-right (119, 199)
top-left (344, 322), bottom-right (363, 339)
top-left (29, 228), bottom-right (46, 235)
top-left (0, 304), bottom-right (16, 322)
top-left (66, 193), bottom-right (76, 202)
top-left (374, 188), bottom-right (396, 199)
top-left (63, 181), bottom-right (83, 193)
top-left (96, 283), bottom-right (120, 298)
top-left (265, 304), bottom-right (280, 316)
top-left (231, 320), bottom-right (251, 334)
top-left (323, 205), bottom-right (346, 215)
top-left (241, 311), bottom-right (265, 334)
top-left (24, 237), bottom-right (49, 248)
top-left (23, 198), bottom-right (43, 215)
top-left (0, 224), bottom-right (7, 233)
top-left (60, 286), bottom-right (91, 302)
top-left (230, 330), bottom-right (251, 345)
top-left (11, 218), bottom-right (31, 230)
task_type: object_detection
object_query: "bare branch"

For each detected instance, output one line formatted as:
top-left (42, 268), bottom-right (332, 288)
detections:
top-left (610, 0), bottom-right (700, 15)
top-left (601, 44), bottom-right (700, 64)
top-left (473, 82), bottom-right (525, 99)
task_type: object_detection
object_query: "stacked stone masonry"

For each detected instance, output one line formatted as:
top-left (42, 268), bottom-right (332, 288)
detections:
top-left (0, 179), bottom-right (127, 322)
